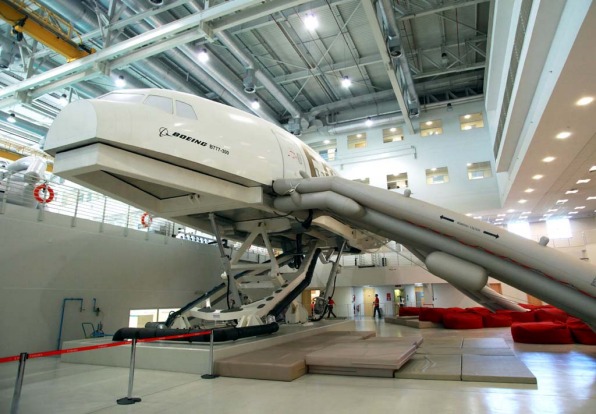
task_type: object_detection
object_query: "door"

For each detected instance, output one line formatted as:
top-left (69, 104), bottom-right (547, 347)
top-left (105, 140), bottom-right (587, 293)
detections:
top-left (489, 283), bottom-right (502, 294)
top-left (527, 294), bottom-right (543, 306)
top-left (363, 287), bottom-right (375, 316)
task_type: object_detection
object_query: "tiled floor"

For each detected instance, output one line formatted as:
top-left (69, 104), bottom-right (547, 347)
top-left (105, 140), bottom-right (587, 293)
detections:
top-left (1, 318), bottom-right (594, 414)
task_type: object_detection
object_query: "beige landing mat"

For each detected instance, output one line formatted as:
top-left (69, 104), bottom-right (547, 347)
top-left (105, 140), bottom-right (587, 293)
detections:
top-left (306, 342), bottom-right (417, 377)
top-left (394, 354), bottom-right (462, 381)
top-left (461, 355), bottom-right (537, 384)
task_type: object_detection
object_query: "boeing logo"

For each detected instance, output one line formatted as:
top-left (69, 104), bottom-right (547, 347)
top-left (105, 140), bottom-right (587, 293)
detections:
top-left (159, 127), bottom-right (207, 146)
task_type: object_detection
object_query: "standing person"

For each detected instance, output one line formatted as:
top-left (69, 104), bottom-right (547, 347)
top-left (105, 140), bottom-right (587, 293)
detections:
top-left (373, 294), bottom-right (381, 318)
top-left (326, 296), bottom-right (337, 318)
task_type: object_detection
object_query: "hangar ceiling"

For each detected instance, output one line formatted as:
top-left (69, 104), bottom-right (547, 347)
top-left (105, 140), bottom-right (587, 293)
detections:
top-left (0, 0), bottom-right (488, 141)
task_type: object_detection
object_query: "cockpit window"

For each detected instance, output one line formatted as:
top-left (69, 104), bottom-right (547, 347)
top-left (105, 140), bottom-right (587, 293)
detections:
top-left (175, 100), bottom-right (197, 120)
top-left (99, 93), bottom-right (145, 103)
top-left (143, 95), bottom-right (173, 114)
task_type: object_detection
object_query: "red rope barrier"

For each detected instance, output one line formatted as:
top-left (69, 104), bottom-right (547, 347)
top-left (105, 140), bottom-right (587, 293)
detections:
top-left (0, 330), bottom-right (212, 364)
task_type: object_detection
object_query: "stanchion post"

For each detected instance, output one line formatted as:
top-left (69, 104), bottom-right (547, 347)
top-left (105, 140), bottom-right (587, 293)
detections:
top-left (201, 330), bottom-right (219, 379)
top-left (116, 337), bottom-right (142, 405)
top-left (10, 352), bottom-right (28, 414)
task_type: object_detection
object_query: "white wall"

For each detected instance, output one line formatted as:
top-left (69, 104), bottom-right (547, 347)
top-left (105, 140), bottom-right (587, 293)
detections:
top-left (308, 101), bottom-right (501, 214)
top-left (0, 205), bottom-right (224, 356)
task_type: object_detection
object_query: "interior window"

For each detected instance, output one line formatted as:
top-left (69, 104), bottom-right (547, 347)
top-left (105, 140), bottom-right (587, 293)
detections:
top-left (144, 95), bottom-right (173, 114)
top-left (176, 101), bottom-right (197, 120)
top-left (99, 93), bottom-right (145, 103)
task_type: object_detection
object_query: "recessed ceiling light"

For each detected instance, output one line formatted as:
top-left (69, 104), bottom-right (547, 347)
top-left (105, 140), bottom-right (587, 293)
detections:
top-left (465, 213), bottom-right (472, 216)
top-left (569, 211), bottom-right (578, 215)
top-left (341, 76), bottom-right (351, 88)
top-left (518, 199), bottom-right (527, 204)
top-left (587, 196), bottom-right (596, 200)
top-left (575, 206), bottom-right (585, 209)
top-left (542, 156), bottom-right (556, 163)
top-left (556, 199), bottom-right (568, 204)
top-left (589, 166), bottom-right (596, 173)
top-left (565, 189), bottom-right (578, 194)
top-left (577, 178), bottom-right (591, 184)
top-left (532, 174), bottom-right (543, 180)
top-left (576, 96), bottom-right (594, 106)
top-left (555, 131), bottom-right (572, 139)
top-left (524, 188), bottom-right (534, 193)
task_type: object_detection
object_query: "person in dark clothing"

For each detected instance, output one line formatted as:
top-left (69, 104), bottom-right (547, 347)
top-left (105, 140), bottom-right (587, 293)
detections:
top-left (373, 294), bottom-right (381, 318)
top-left (326, 296), bottom-right (337, 318)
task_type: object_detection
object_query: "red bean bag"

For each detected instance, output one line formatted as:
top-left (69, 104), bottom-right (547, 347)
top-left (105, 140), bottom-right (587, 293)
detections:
top-left (511, 322), bottom-right (574, 344)
top-left (483, 313), bottom-right (512, 327)
top-left (511, 311), bottom-right (536, 323)
top-left (567, 318), bottom-right (596, 345)
top-left (419, 308), bottom-right (446, 323)
top-left (534, 308), bottom-right (568, 323)
top-left (398, 307), bottom-right (421, 317)
top-left (442, 312), bottom-right (484, 329)
top-left (467, 307), bottom-right (491, 316)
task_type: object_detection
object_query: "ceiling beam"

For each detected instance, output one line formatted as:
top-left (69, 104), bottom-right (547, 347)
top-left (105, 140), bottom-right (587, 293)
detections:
top-left (398, 0), bottom-right (490, 21)
top-left (0, 0), bottom-right (264, 102)
top-left (362, 0), bottom-right (414, 134)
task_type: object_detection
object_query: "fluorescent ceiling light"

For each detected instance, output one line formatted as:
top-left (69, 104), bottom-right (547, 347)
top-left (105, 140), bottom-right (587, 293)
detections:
top-left (565, 189), bottom-right (578, 194)
top-left (341, 76), bottom-right (351, 88)
top-left (556, 131), bottom-right (572, 139)
top-left (425, 121), bottom-right (433, 126)
top-left (556, 199), bottom-right (568, 204)
top-left (587, 196), bottom-right (596, 200)
top-left (589, 166), bottom-right (596, 172)
top-left (390, 127), bottom-right (397, 132)
top-left (576, 96), bottom-right (594, 106)
top-left (524, 188), bottom-right (534, 193)
top-left (304, 13), bottom-right (318, 30)
top-left (323, 139), bottom-right (330, 144)
top-left (547, 209), bottom-right (558, 212)
top-left (542, 156), bottom-right (556, 163)
top-left (464, 114), bottom-right (471, 119)
top-left (497, 214), bottom-right (506, 217)
top-left (197, 49), bottom-right (209, 63)
top-left (518, 199), bottom-right (527, 204)
top-left (115, 75), bottom-right (126, 87)
top-left (522, 211), bottom-right (532, 214)
top-left (575, 206), bottom-right (585, 209)
top-left (577, 178), bottom-right (591, 184)
top-left (507, 209), bottom-right (515, 213)
top-left (532, 174), bottom-right (543, 180)
top-left (569, 211), bottom-right (578, 215)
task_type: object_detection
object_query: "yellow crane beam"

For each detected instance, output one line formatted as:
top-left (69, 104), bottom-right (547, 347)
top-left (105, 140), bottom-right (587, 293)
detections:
top-left (0, 0), bottom-right (95, 62)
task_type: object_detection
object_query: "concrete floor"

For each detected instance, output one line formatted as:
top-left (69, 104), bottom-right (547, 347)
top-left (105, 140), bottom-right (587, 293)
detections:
top-left (1, 318), bottom-right (594, 414)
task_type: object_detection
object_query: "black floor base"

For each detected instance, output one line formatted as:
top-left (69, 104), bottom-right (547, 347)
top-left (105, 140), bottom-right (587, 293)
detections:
top-left (201, 374), bottom-right (219, 379)
top-left (116, 397), bottom-right (142, 405)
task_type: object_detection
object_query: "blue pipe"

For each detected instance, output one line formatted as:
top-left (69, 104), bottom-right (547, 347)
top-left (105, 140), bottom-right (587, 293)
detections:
top-left (57, 298), bottom-right (83, 350)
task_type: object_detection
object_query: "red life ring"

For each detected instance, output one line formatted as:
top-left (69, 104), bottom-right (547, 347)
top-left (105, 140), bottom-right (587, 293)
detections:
top-left (141, 212), bottom-right (153, 228)
top-left (33, 184), bottom-right (55, 203)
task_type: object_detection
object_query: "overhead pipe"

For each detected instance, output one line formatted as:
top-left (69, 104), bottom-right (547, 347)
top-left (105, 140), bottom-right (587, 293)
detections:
top-left (379, 0), bottom-right (420, 117)
top-left (305, 95), bottom-right (483, 137)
